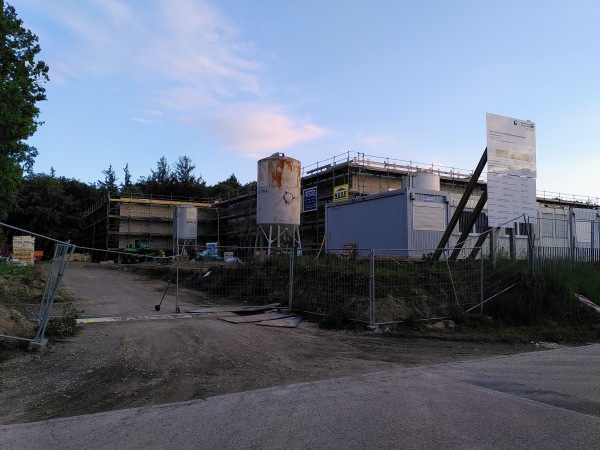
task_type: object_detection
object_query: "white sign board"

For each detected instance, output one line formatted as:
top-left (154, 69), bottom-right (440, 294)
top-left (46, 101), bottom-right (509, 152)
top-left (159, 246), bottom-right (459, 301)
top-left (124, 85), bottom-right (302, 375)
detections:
top-left (486, 113), bottom-right (537, 226)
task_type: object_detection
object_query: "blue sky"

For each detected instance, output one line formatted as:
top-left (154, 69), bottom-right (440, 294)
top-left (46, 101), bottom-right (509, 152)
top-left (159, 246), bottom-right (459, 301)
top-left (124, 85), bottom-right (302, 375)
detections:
top-left (10, 0), bottom-right (600, 199)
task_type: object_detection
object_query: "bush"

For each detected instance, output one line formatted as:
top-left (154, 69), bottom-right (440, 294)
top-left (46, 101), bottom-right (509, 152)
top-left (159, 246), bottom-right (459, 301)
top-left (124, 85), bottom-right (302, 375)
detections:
top-left (484, 270), bottom-right (600, 326)
top-left (44, 303), bottom-right (82, 338)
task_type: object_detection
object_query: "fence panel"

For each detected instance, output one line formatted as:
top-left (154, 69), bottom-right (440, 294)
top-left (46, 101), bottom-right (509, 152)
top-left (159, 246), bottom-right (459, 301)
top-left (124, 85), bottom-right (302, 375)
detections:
top-left (57, 246), bottom-right (290, 317)
top-left (0, 222), bottom-right (75, 347)
top-left (371, 249), bottom-right (452, 323)
top-left (292, 248), bottom-right (371, 323)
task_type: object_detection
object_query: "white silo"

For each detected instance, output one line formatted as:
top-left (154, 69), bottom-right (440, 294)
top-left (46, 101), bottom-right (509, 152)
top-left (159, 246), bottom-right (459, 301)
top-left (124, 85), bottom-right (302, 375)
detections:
top-left (173, 204), bottom-right (198, 240)
top-left (412, 171), bottom-right (441, 191)
top-left (256, 153), bottom-right (302, 254)
top-left (173, 204), bottom-right (198, 258)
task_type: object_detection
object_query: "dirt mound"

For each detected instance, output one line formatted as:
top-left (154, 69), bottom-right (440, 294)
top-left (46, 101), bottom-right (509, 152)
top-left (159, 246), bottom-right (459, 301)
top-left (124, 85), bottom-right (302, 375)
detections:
top-left (0, 305), bottom-right (35, 337)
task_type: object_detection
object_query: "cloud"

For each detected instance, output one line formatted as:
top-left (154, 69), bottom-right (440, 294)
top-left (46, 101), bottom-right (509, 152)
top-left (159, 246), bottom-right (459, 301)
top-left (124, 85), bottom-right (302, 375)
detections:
top-left (36, 0), bottom-right (262, 100)
top-left (132, 117), bottom-right (154, 124)
top-left (197, 104), bottom-right (327, 155)
top-left (25, 0), bottom-right (328, 154)
top-left (356, 132), bottom-right (394, 148)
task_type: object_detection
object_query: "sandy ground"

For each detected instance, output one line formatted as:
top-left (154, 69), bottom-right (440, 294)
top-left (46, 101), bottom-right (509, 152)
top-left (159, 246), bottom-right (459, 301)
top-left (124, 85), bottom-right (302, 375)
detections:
top-left (0, 263), bottom-right (535, 425)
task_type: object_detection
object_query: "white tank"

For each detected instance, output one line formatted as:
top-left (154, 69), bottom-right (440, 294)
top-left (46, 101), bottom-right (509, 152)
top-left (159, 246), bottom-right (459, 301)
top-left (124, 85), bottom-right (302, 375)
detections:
top-left (173, 204), bottom-right (198, 239)
top-left (412, 171), bottom-right (440, 191)
top-left (257, 153), bottom-right (301, 226)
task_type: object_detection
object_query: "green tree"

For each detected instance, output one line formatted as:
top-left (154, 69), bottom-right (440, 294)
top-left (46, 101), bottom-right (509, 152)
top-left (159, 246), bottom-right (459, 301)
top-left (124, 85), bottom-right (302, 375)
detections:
top-left (8, 173), bottom-right (99, 243)
top-left (0, 1), bottom-right (49, 219)
top-left (172, 155), bottom-right (207, 198)
top-left (98, 164), bottom-right (118, 194)
top-left (122, 163), bottom-right (132, 189)
top-left (120, 162), bottom-right (142, 196)
top-left (209, 173), bottom-right (242, 199)
top-left (139, 156), bottom-right (174, 196)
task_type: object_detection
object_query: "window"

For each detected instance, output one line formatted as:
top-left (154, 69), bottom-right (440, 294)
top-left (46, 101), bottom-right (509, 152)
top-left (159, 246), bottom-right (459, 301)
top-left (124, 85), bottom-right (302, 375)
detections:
top-left (413, 202), bottom-right (445, 231)
top-left (458, 211), bottom-right (488, 234)
top-left (575, 221), bottom-right (592, 243)
top-left (504, 222), bottom-right (531, 237)
top-left (555, 214), bottom-right (569, 239)
top-left (540, 213), bottom-right (553, 237)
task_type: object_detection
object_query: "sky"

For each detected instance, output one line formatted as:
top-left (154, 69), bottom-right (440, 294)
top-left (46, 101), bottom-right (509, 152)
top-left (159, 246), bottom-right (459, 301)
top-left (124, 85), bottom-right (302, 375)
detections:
top-left (9, 0), bottom-right (600, 200)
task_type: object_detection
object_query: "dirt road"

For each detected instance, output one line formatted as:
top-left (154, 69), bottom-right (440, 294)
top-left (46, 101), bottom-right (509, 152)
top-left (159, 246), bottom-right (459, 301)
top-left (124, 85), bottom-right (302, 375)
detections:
top-left (0, 263), bottom-right (535, 425)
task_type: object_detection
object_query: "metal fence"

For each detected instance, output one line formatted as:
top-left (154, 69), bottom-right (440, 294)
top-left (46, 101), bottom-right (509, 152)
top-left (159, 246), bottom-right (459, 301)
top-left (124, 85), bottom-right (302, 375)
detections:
top-left (4, 217), bottom-right (600, 336)
top-left (61, 244), bottom-right (522, 328)
top-left (0, 222), bottom-right (75, 349)
top-left (534, 215), bottom-right (600, 272)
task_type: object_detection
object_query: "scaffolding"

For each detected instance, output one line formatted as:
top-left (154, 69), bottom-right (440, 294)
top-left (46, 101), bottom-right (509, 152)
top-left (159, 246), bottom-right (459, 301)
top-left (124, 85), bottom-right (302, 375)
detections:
top-left (88, 152), bottom-right (600, 253)
top-left (83, 193), bottom-right (215, 253)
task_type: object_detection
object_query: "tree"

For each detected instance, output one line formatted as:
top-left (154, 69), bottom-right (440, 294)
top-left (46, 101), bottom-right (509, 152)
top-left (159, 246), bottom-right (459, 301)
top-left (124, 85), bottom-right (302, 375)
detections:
top-left (209, 173), bottom-right (242, 199)
top-left (151, 156), bottom-right (172, 186)
top-left (98, 164), bottom-right (118, 194)
top-left (173, 155), bottom-right (196, 185)
top-left (121, 163), bottom-right (142, 196)
top-left (122, 163), bottom-right (132, 188)
top-left (138, 156), bottom-right (175, 196)
top-left (0, 1), bottom-right (49, 219)
top-left (172, 155), bottom-right (207, 198)
top-left (8, 172), bottom-right (100, 243)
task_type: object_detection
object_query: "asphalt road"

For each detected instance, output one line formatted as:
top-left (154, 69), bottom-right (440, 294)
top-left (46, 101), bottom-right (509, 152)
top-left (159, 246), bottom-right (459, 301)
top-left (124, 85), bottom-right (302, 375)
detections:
top-left (2, 344), bottom-right (599, 449)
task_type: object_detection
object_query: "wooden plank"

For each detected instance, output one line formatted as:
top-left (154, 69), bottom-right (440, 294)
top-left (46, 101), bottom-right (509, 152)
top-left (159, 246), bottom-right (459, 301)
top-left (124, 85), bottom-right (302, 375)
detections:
top-left (218, 312), bottom-right (292, 324)
top-left (340, 243), bottom-right (357, 260)
top-left (432, 148), bottom-right (488, 262)
top-left (257, 316), bottom-right (302, 328)
top-left (187, 303), bottom-right (280, 314)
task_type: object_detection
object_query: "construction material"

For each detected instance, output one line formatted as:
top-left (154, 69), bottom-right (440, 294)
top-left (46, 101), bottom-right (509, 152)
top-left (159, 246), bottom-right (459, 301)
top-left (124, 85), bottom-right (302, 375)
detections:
top-left (219, 311), bottom-right (292, 324)
top-left (76, 313), bottom-right (208, 324)
top-left (576, 294), bottom-right (600, 314)
top-left (187, 304), bottom-right (281, 314)
top-left (12, 235), bottom-right (35, 266)
top-left (257, 316), bottom-right (302, 328)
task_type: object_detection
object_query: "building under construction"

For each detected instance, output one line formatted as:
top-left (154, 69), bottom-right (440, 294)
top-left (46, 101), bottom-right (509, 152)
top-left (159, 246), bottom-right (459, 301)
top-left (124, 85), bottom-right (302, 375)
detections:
top-left (82, 151), bottom-right (600, 255)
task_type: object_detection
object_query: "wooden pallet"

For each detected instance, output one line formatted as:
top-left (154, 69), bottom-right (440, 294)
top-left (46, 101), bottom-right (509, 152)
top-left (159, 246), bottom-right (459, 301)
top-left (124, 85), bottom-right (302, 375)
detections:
top-left (340, 243), bottom-right (357, 260)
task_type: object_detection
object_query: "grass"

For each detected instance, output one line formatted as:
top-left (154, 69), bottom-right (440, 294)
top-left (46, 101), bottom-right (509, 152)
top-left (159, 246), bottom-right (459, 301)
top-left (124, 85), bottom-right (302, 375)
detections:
top-left (1, 263), bottom-right (82, 360)
top-left (128, 255), bottom-right (600, 344)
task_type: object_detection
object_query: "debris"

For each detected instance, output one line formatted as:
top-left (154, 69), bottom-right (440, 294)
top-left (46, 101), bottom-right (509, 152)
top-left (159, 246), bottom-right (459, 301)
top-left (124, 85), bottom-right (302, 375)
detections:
top-left (219, 312), bottom-right (291, 324)
top-left (76, 313), bottom-right (208, 324)
top-left (188, 303), bottom-right (281, 314)
top-left (257, 316), bottom-right (302, 328)
top-left (576, 294), bottom-right (600, 314)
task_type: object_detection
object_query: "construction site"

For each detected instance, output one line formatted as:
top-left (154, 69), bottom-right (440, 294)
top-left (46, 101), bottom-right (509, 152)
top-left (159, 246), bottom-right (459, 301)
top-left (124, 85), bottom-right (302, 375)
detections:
top-left (82, 150), bottom-right (600, 260)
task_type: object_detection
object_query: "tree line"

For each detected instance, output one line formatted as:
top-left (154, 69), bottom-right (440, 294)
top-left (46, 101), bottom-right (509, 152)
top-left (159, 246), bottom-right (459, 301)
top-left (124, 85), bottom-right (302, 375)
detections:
top-left (6, 157), bottom-right (256, 244)
top-left (98, 155), bottom-right (255, 200)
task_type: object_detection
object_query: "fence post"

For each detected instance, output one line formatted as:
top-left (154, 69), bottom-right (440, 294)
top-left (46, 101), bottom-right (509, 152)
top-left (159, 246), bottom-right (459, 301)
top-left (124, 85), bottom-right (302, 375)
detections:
top-left (369, 249), bottom-right (377, 329)
top-left (507, 227), bottom-right (516, 261)
top-left (569, 208), bottom-right (575, 264)
top-left (527, 223), bottom-right (535, 273)
top-left (479, 249), bottom-right (484, 314)
top-left (592, 221), bottom-right (596, 264)
top-left (288, 246), bottom-right (295, 310)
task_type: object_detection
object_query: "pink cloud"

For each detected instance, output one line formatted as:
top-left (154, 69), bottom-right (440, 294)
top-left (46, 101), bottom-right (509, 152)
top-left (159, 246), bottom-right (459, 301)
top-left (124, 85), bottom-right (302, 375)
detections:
top-left (202, 105), bottom-right (327, 154)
